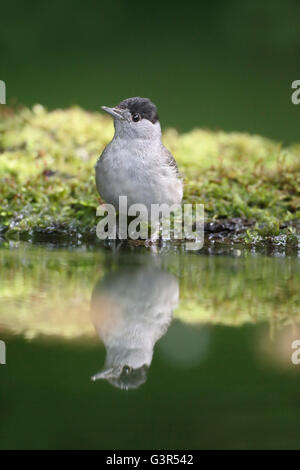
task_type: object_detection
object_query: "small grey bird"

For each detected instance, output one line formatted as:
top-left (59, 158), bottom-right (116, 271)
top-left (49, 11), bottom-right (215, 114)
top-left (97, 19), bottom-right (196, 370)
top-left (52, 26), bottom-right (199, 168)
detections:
top-left (95, 97), bottom-right (183, 214)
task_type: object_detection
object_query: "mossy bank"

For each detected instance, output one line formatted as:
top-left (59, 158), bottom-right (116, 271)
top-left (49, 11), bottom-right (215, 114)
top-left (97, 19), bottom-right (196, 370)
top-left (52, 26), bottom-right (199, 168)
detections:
top-left (0, 105), bottom-right (299, 249)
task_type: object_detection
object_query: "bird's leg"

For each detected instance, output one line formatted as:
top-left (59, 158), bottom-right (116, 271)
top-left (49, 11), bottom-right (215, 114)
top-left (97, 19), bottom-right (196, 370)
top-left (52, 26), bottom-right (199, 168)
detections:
top-left (145, 218), bottom-right (160, 246)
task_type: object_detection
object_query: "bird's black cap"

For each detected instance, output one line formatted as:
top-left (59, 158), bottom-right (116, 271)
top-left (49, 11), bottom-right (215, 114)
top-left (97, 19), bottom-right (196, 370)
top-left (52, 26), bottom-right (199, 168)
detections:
top-left (117, 97), bottom-right (159, 124)
top-left (108, 364), bottom-right (148, 390)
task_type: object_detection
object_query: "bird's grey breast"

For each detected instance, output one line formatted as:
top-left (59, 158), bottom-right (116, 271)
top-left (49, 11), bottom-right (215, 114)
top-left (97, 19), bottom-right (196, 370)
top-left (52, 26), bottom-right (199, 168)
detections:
top-left (96, 138), bottom-right (182, 209)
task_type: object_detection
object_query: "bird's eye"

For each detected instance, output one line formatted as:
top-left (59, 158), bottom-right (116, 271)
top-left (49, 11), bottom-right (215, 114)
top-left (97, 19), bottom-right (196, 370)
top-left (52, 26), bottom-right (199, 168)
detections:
top-left (132, 113), bottom-right (140, 122)
top-left (123, 365), bottom-right (132, 375)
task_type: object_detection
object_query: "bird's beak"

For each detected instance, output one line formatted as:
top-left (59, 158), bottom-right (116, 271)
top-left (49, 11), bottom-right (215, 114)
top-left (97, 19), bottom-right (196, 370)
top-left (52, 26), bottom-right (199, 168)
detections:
top-left (91, 367), bottom-right (118, 381)
top-left (101, 106), bottom-right (128, 121)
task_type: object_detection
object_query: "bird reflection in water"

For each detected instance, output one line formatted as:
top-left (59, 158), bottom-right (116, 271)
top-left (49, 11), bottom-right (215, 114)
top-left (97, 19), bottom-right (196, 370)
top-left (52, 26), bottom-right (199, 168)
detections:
top-left (90, 263), bottom-right (179, 390)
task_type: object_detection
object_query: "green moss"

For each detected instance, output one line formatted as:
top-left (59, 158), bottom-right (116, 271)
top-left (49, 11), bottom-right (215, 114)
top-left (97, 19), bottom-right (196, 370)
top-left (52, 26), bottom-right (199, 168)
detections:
top-left (0, 105), bottom-right (299, 246)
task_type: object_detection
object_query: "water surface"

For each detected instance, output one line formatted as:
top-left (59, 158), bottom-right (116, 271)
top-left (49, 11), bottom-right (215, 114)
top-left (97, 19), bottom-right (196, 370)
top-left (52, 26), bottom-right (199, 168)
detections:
top-left (0, 242), bottom-right (300, 449)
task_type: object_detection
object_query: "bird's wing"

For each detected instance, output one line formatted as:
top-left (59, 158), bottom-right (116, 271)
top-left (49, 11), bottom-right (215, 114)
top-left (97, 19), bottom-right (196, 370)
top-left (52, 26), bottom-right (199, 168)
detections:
top-left (161, 145), bottom-right (179, 174)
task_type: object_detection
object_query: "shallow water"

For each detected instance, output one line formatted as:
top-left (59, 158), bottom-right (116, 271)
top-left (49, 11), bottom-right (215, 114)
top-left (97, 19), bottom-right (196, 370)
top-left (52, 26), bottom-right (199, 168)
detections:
top-left (0, 242), bottom-right (300, 449)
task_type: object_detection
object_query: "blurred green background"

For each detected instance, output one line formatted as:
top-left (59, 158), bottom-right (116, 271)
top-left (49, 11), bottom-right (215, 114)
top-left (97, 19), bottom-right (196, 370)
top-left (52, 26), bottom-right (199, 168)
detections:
top-left (1, 1), bottom-right (300, 451)
top-left (1, 0), bottom-right (300, 143)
